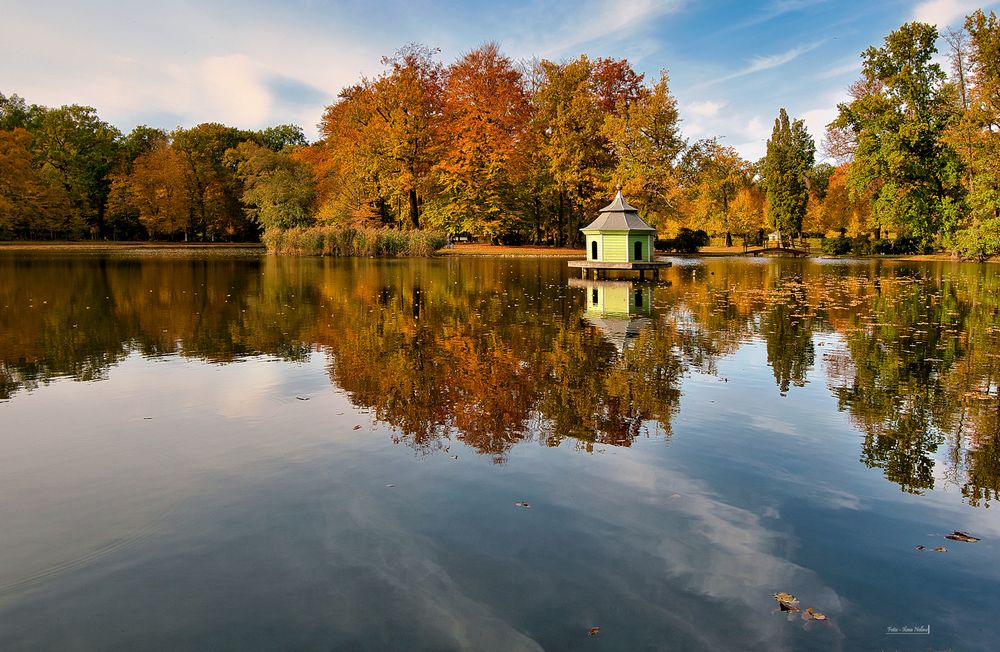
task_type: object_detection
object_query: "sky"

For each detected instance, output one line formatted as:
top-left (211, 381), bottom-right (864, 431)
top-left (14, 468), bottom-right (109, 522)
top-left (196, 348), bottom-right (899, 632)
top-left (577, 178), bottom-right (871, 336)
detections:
top-left (1, 0), bottom-right (997, 161)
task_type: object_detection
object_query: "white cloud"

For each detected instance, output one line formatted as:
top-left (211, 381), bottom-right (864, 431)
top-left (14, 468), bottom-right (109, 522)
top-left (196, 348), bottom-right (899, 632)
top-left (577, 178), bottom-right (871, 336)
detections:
top-left (687, 100), bottom-right (725, 117)
top-left (912, 0), bottom-right (993, 26)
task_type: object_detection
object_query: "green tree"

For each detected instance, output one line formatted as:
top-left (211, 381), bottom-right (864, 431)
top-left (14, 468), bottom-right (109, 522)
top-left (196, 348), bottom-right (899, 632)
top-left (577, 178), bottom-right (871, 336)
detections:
top-left (762, 108), bottom-right (814, 237)
top-left (33, 105), bottom-right (122, 238)
top-left (229, 141), bottom-right (316, 230)
top-left (951, 10), bottom-right (1000, 260)
top-left (831, 22), bottom-right (965, 244)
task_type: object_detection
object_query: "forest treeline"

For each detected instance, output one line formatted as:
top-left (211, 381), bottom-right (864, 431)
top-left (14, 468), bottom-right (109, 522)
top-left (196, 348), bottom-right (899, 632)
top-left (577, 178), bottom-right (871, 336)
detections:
top-left (1, 11), bottom-right (998, 256)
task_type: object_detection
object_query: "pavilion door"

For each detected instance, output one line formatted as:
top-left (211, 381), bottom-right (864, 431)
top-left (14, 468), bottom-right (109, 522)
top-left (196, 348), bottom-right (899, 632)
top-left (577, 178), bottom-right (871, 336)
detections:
top-left (591, 241), bottom-right (598, 260)
top-left (634, 240), bottom-right (642, 261)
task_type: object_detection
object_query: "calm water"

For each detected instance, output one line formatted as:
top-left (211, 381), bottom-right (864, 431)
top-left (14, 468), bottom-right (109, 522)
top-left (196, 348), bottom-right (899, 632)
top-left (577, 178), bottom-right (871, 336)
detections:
top-left (1, 252), bottom-right (999, 651)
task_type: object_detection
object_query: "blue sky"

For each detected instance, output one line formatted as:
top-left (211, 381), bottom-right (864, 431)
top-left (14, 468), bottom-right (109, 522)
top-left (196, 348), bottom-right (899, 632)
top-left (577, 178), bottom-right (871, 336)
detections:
top-left (1, 0), bottom-right (996, 160)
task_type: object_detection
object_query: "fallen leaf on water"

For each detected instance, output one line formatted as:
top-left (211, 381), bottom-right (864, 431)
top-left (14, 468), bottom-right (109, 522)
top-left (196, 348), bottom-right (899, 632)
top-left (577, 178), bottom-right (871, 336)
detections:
top-left (515, 502), bottom-right (531, 508)
top-left (933, 546), bottom-right (947, 552)
top-left (805, 608), bottom-right (827, 621)
top-left (774, 591), bottom-right (799, 612)
top-left (587, 627), bottom-right (600, 637)
top-left (295, 396), bottom-right (309, 401)
top-left (915, 545), bottom-right (926, 551)
top-left (385, 484), bottom-right (395, 488)
top-left (945, 530), bottom-right (979, 542)
top-left (352, 425), bottom-right (361, 430)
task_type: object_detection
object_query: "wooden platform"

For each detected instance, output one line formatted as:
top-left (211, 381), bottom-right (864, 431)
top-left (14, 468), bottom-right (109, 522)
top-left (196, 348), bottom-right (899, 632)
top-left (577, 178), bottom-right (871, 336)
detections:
top-left (743, 244), bottom-right (810, 257)
top-left (568, 259), bottom-right (672, 280)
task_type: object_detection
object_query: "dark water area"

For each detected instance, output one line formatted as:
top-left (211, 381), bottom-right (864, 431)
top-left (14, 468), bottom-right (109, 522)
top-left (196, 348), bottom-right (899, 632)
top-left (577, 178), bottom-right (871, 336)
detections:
top-left (1, 252), bottom-right (998, 651)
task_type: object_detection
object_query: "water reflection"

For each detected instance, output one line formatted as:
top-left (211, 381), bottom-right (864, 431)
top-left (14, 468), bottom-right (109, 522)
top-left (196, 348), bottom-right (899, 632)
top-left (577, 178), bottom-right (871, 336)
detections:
top-left (0, 254), bottom-right (998, 505)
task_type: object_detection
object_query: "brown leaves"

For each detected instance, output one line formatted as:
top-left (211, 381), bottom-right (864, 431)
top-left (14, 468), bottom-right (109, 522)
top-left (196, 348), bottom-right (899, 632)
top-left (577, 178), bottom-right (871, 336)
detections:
top-left (774, 592), bottom-right (830, 622)
top-left (514, 501), bottom-right (531, 508)
top-left (352, 424), bottom-right (362, 430)
top-left (587, 627), bottom-right (600, 637)
top-left (773, 592), bottom-right (798, 612)
top-left (945, 530), bottom-right (979, 542)
top-left (915, 545), bottom-right (947, 552)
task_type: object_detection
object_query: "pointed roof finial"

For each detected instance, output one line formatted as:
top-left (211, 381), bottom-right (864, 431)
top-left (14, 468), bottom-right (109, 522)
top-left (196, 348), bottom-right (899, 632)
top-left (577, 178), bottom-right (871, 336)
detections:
top-left (616, 179), bottom-right (623, 193)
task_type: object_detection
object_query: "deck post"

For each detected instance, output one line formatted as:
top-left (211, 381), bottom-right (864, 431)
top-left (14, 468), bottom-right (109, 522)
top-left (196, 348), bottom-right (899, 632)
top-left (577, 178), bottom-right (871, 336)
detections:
top-left (639, 269), bottom-right (645, 281)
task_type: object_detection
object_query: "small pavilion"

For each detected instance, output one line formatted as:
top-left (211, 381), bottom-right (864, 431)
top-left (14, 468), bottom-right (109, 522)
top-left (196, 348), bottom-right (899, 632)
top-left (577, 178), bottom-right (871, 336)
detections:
top-left (568, 191), bottom-right (671, 280)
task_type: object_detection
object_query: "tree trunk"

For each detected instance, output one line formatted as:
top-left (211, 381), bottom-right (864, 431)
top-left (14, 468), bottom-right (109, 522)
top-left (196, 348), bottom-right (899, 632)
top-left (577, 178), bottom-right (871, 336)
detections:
top-left (725, 231), bottom-right (732, 247)
top-left (408, 189), bottom-right (419, 229)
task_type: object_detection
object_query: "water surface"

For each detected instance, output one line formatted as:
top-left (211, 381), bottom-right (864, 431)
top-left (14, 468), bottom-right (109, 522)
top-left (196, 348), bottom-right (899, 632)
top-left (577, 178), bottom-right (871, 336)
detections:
top-left (1, 253), bottom-right (998, 650)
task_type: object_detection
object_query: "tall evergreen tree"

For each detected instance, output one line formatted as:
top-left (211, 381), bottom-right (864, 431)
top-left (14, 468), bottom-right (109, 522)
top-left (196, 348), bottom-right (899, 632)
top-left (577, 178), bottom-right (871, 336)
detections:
top-left (762, 108), bottom-right (814, 236)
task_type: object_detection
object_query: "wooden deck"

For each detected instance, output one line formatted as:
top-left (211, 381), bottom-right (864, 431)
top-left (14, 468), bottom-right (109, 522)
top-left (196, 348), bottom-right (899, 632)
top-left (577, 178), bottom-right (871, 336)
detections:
top-left (744, 243), bottom-right (810, 257)
top-left (568, 259), bottom-right (672, 280)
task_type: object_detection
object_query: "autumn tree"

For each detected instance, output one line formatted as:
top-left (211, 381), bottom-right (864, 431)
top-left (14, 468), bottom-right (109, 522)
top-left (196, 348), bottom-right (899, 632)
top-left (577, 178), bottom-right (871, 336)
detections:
top-left (371, 45), bottom-right (444, 228)
top-left (680, 138), bottom-right (752, 245)
top-left (601, 70), bottom-right (685, 229)
top-left (533, 56), bottom-right (610, 245)
top-left (762, 108), bottom-right (814, 237)
top-left (431, 43), bottom-right (531, 240)
top-left (122, 141), bottom-right (195, 239)
top-left (0, 128), bottom-right (75, 237)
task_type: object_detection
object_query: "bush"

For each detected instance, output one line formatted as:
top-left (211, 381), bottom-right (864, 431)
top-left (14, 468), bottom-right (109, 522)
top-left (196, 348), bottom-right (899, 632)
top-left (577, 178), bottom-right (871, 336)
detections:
top-left (851, 234), bottom-right (872, 255)
top-left (262, 226), bottom-right (448, 256)
top-left (872, 238), bottom-right (893, 255)
top-left (821, 235), bottom-right (852, 255)
top-left (891, 236), bottom-right (921, 255)
top-left (657, 228), bottom-right (710, 253)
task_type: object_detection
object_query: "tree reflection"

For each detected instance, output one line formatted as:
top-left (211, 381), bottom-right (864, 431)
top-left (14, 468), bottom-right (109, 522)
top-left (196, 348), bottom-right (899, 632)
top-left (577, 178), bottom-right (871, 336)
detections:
top-left (1, 254), bottom-right (998, 504)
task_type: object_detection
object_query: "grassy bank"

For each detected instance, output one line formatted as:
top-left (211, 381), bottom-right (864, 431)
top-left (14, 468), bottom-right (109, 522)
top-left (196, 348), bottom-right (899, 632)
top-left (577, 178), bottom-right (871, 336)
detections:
top-left (262, 226), bottom-right (448, 256)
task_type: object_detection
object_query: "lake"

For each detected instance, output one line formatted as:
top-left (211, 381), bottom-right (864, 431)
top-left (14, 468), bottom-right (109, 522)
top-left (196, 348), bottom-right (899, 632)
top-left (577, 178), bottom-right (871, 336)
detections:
top-left (1, 252), bottom-right (998, 651)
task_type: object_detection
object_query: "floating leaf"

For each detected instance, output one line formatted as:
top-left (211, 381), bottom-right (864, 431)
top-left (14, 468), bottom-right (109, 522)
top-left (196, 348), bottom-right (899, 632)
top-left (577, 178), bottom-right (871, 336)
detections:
top-left (805, 608), bottom-right (827, 621)
top-left (773, 592), bottom-right (797, 604)
top-left (514, 502), bottom-right (531, 508)
top-left (933, 546), bottom-right (947, 552)
top-left (779, 601), bottom-right (800, 612)
top-left (295, 396), bottom-right (309, 401)
top-left (915, 545), bottom-right (926, 551)
top-left (587, 627), bottom-right (600, 637)
top-left (945, 530), bottom-right (979, 542)
top-left (352, 425), bottom-right (362, 430)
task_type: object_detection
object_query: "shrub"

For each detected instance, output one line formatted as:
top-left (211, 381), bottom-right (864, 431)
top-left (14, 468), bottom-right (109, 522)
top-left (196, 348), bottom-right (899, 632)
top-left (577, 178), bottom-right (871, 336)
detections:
top-left (657, 228), bottom-right (709, 253)
top-left (820, 236), bottom-right (852, 255)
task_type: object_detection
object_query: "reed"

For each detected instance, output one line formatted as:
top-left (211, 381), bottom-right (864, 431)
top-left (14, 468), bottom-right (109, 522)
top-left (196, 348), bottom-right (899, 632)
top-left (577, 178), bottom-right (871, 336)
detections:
top-left (263, 226), bottom-right (448, 256)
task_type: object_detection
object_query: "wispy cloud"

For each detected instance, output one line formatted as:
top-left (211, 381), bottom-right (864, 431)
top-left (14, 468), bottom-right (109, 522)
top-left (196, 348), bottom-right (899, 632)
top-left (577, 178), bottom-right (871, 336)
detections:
top-left (912, 0), bottom-right (997, 26)
top-left (817, 59), bottom-right (862, 80)
top-left (701, 40), bottom-right (827, 86)
top-left (720, 0), bottom-right (830, 33)
top-left (507, 0), bottom-right (685, 59)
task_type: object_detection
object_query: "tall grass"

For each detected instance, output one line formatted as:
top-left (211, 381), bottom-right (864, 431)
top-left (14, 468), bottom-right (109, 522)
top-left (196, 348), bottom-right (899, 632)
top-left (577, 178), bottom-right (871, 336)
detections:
top-left (262, 226), bottom-right (448, 257)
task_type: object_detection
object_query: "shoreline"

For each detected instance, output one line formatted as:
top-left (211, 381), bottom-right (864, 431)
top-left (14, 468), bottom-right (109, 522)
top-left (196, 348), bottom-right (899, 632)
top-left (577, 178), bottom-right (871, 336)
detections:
top-left (1, 241), bottom-right (995, 263)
